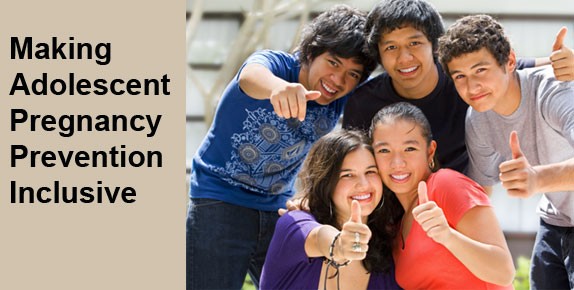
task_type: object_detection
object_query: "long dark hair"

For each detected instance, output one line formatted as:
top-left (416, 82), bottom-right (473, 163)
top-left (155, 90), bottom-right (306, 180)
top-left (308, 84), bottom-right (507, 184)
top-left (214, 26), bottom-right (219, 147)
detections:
top-left (295, 129), bottom-right (392, 273)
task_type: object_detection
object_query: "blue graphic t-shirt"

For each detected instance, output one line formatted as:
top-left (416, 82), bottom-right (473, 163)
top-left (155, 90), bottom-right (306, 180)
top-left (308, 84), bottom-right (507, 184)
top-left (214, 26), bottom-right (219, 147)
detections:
top-left (189, 50), bottom-right (347, 211)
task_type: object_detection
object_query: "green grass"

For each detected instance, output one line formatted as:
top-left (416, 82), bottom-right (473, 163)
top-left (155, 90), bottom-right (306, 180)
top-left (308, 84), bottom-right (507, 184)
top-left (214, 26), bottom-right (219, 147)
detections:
top-left (242, 275), bottom-right (256, 290)
top-left (513, 256), bottom-right (530, 290)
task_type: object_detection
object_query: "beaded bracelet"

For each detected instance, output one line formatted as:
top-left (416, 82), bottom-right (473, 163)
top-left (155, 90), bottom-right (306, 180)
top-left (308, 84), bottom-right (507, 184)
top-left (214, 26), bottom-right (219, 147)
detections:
top-left (327, 232), bottom-right (351, 268)
top-left (323, 232), bottom-right (351, 290)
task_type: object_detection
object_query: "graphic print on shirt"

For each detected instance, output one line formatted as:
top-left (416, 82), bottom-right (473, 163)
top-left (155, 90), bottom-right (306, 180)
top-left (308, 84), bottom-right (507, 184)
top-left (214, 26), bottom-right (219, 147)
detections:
top-left (213, 107), bottom-right (337, 195)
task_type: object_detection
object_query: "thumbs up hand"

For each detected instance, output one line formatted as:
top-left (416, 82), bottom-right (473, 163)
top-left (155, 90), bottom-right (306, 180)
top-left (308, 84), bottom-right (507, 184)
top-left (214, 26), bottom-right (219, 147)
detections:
top-left (349, 199), bottom-right (363, 224)
top-left (338, 200), bottom-right (372, 261)
top-left (269, 82), bottom-right (321, 121)
top-left (412, 181), bottom-right (452, 245)
top-left (498, 131), bottom-right (538, 198)
top-left (550, 27), bottom-right (574, 81)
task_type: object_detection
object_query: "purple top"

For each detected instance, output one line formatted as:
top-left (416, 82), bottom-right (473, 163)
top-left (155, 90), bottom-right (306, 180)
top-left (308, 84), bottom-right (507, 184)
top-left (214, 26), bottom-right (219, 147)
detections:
top-left (260, 210), bottom-right (400, 289)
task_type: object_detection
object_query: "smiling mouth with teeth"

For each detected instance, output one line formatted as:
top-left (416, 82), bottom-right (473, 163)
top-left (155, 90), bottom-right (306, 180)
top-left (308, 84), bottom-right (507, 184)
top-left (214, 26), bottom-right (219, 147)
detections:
top-left (321, 81), bottom-right (337, 94)
top-left (399, 66), bottom-right (418, 74)
top-left (392, 174), bottom-right (409, 181)
top-left (352, 193), bottom-right (372, 201)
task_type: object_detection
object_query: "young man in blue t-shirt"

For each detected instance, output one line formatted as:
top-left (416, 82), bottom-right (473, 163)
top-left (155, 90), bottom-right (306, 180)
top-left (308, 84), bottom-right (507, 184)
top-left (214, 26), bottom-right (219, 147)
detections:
top-left (186, 5), bottom-right (376, 290)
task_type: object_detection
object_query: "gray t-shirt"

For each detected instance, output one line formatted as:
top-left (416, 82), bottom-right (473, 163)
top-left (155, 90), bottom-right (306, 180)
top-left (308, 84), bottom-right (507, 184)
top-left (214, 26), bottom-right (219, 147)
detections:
top-left (466, 66), bottom-right (574, 227)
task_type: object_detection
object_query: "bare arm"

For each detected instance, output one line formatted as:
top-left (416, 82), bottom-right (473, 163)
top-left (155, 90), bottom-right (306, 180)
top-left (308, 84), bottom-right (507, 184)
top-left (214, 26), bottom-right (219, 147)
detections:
top-left (531, 157), bottom-right (574, 193)
top-left (413, 203), bottom-right (514, 286)
top-left (305, 226), bottom-right (343, 260)
top-left (533, 57), bottom-right (551, 67)
top-left (413, 182), bottom-right (514, 286)
top-left (305, 201), bottom-right (371, 262)
top-left (482, 185), bottom-right (493, 197)
top-left (499, 132), bottom-right (574, 197)
top-left (446, 206), bottom-right (515, 286)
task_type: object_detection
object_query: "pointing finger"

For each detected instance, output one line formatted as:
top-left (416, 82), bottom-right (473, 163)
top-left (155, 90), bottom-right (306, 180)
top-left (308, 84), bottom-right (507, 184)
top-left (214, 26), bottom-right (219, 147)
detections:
top-left (296, 91), bottom-right (321, 121)
top-left (305, 90), bottom-right (321, 101)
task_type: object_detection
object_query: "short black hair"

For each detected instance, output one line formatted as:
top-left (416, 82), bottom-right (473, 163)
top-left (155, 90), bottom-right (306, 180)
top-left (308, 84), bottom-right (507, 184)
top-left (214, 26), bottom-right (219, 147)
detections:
top-left (296, 4), bottom-right (377, 82)
top-left (365, 0), bottom-right (445, 64)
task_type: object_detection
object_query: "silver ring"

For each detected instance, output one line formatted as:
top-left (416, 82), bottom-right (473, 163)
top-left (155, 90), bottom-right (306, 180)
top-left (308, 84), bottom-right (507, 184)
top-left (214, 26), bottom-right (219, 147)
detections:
top-left (352, 242), bottom-right (361, 252)
top-left (354, 232), bottom-right (360, 243)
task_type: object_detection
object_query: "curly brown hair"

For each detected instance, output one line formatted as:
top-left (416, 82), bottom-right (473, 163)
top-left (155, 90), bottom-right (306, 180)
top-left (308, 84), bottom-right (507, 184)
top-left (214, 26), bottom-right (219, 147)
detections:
top-left (438, 14), bottom-right (512, 76)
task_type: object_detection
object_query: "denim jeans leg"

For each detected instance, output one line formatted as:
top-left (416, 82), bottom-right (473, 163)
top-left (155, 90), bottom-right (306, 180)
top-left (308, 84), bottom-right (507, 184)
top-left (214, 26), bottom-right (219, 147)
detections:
top-left (186, 198), bottom-right (260, 290)
top-left (530, 219), bottom-right (570, 290)
top-left (247, 210), bottom-right (279, 287)
top-left (563, 227), bottom-right (574, 289)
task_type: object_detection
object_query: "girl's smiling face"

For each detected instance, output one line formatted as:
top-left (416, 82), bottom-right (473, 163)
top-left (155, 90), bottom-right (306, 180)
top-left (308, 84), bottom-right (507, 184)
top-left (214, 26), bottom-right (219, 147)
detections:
top-left (371, 119), bottom-right (436, 198)
top-left (331, 147), bottom-right (383, 224)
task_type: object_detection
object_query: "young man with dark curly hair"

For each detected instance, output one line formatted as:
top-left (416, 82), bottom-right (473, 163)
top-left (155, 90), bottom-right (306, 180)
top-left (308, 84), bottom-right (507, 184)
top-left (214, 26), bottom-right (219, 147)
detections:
top-left (439, 14), bottom-right (574, 289)
top-left (342, 0), bottom-right (573, 174)
top-left (186, 5), bottom-right (377, 289)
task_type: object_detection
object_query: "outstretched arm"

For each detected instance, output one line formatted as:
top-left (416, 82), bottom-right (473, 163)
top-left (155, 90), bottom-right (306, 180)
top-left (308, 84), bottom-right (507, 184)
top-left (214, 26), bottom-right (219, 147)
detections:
top-left (305, 201), bottom-right (371, 262)
top-left (499, 131), bottom-right (574, 197)
top-left (239, 63), bottom-right (320, 121)
top-left (550, 27), bottom-right (574, 81)
top-left (446, 206), bottom-right (515, 286)
top-left (413, 182), bottom-right (515, 286)
top-left (530, 27), bottom-right (574, 81)
top-left (530, 158), bottom-right (574, 192)
top-left (501, 156), bottom-right (574, 197)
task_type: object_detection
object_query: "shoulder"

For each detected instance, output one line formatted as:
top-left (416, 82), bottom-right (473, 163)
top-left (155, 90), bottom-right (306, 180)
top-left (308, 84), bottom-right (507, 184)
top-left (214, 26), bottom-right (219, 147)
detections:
top-left (517, 66), bottom-right (571, 94)
top-left (245, 50), bottom-right (299, 69)
top-left (427, 169), bottom-right (491, 224)
top-left (352, 73), bottom-right (391, 98)
top-left (428, 169), bottom-right (471, 188)
top-left (276, 210), bottom-right (318, 232)
top-left (279, 210), bottom-right (316, 222)
top-left (344, 73), bottom-right (392, 116)
top-left (530, 66), bottom-right (574, 98)
top-left (343, 73), bottom-right (389, 130)
top-left (519, 66), bottom-right (574, 113)
top-left (427, 169), bottom-right (489, 205)
top-left (248, 49), bottom-right (295, 61)
top-left (429, 169), bottom-right (483, 189)
top-left (270, 211), bottom-right (320, 257)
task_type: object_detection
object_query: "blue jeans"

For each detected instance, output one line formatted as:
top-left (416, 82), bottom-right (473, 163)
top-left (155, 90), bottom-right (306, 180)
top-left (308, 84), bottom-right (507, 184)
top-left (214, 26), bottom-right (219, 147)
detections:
top-left (186, 198), bottom-right (279, 290)
top-left (530, 219), bottom-right (574, 290)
